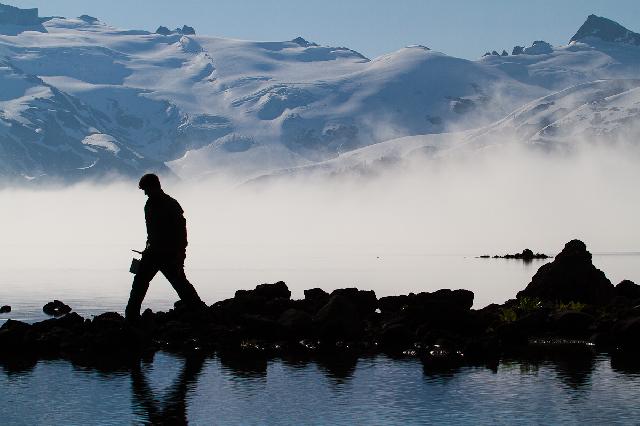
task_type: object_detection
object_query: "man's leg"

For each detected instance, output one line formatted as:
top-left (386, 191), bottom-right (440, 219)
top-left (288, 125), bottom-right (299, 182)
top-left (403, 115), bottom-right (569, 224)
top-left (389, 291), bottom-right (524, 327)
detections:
top-left (126, 254), bottom-right (160, 320)
top-left (160, 253), bottom-right (204, 309)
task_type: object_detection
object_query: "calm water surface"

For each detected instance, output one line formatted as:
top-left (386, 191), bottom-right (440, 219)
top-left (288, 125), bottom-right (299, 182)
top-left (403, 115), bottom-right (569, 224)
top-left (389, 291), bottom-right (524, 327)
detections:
top-left (1, 253), bottom-right (639, 424)
top-left (1, 353), bottom-right (640, 424)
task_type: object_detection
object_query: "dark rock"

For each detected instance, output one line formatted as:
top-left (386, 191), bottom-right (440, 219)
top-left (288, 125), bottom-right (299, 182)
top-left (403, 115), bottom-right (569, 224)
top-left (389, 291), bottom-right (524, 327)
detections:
top-left (181, 25), bottom-right (196, 35)
top-left (330, 288), bottom-right (377, 316)
top-left (517, 240), bottom-right (614, 305)
top-left (42, 300), bottom-right (72, 317)
top-left (304, 288), bottom-right (329, 307)
top-left (0, 305), bottom-right (10, 314)
top-left (612, 317), bottom-right (640, 351)
top-left (378, 294), bottom-right (410, 314)
top-left (313, 295), bottom-right (362, 339)
top-left (571, 14), bottom-right (640, 46)
top-left (497, 309), bottom-right (550, 345)
top-left (491, 50), bottom-right (500, 56)
top-left (278, 308), bottom-right (312, 335)
top-left (415, 289), bottom-right (474, 311)
top-left (552, 311), bottom-right (594, 336)
top-left (155, 25), bottom-right (196, 36)
top-left (512, 45), bottom-right (525, 55)
top-left (379, 321), bottom-right (413, 349)
top-left (236, 281), bottom-right (291, 301)
top-left (0, 320), bottom-right (32, 352)
top-left (501, 50), bottom-right (509, 56)
top-left (91, 312), bottom-right (125, 330)
top-left (523, 40), bottom-right (553, 55)
top-left (616, 280), bottom-right (640, 300)
top-left (155, 25), bottom-right (171, 35)
top-left (78, 15), bottom-right (98, 24)
top-left (488, 249), bottom-right (550, 260)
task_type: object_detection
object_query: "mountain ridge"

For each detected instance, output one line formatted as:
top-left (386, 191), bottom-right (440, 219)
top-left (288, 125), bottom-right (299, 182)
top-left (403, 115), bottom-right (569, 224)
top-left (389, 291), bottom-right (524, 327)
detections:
top-left (0, 4), bottom-right (638, 183)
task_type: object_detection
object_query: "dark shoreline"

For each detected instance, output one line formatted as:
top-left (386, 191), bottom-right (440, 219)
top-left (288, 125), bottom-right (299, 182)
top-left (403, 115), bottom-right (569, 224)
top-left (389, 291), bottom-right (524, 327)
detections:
top-left (1, 240), bottom-right (639, 373)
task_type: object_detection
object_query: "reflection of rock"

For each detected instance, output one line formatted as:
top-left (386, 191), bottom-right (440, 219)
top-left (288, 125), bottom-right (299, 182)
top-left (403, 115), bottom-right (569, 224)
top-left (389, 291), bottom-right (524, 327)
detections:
top-left (42, 300), bottom-right (72, 316)
top-left (517, 240), bottom-right (614, 305)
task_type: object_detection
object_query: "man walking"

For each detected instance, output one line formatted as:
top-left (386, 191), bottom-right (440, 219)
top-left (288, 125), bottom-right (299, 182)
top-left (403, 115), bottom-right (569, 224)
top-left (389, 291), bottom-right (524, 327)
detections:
top-left (126, 173), bottom-right (204, 320)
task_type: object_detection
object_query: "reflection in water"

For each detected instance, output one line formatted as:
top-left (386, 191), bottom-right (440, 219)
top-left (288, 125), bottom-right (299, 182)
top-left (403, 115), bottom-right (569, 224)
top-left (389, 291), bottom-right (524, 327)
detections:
top-left (2, 353), bottom-right (640, 424)
top-left (131, 353), bottom-right (205, 425)
top-left (315, 355), bottom-right (359, 385)
top-left (218, 352), bottom-right (268, 378)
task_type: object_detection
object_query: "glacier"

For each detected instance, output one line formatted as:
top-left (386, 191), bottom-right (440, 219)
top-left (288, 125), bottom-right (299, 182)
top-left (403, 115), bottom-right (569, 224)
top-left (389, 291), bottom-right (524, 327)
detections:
top-left (0, 5), bottom-right (638, 183)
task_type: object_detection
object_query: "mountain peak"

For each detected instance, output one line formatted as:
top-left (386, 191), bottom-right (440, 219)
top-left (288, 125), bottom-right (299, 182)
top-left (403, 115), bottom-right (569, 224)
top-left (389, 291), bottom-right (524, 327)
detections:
top-left (571, 14), bottom-right (640, 46)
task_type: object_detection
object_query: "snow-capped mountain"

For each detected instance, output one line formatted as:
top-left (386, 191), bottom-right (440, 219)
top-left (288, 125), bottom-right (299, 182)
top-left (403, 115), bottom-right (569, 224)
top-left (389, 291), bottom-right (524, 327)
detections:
top-left (0, 4), bottom-right (638, 182)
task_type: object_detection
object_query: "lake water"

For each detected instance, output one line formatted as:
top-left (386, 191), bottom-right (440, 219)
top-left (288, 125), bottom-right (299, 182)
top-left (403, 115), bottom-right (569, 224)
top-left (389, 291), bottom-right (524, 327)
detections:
top-left (2, 352), bottom-right (640, 424)
top-left (1, 253), bottom-right (639, 424)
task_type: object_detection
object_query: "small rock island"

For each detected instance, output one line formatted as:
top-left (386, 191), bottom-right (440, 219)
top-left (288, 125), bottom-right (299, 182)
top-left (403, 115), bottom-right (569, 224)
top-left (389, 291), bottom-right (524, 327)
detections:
top-left (480, 248), bottom-right (551, 260)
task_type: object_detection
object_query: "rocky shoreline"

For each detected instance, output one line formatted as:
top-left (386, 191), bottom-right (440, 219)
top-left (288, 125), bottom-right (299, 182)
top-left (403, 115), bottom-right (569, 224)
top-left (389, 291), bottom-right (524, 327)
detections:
top-left (1, 240), bottom-right (639, 371)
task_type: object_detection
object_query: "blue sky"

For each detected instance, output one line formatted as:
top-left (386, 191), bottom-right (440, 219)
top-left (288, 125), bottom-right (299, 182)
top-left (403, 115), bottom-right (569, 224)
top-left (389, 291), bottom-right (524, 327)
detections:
top-left (10, 0), bottom-right (640, 59)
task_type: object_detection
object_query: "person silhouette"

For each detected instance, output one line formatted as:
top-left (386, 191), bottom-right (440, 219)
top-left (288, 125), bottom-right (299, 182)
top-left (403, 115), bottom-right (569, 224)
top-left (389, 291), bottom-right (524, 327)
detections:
top-left (125, 174), bottom-right (205, 320)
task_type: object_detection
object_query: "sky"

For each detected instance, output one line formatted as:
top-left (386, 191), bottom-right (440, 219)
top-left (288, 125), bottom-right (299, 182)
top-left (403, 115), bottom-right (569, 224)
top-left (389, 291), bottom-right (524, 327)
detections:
top-left (9, 0), bottom-right (640, 60)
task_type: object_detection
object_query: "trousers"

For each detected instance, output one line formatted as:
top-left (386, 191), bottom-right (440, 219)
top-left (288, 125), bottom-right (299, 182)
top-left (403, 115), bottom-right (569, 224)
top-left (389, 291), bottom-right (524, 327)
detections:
top-left (125, 250), bottom-right (203, 319)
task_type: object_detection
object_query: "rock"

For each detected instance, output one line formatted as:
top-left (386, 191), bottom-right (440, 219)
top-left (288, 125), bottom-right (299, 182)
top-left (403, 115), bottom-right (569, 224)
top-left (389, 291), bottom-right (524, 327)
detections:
top-left (612, 317), bottom-right (640, 351)
top-left (42, 300), bottom-right (72, 317)
top-left (616, 280), bottom-right (640, 300)
top-left (155, 25), bottom-right (196, 36)
top-left (313, 295), bottom-right (362, 339)
top-left (304, 288), bottom-right (329, 306)
top-left (236, 281), bottom-right (291, 301)
top-left (378, 294), bottom-right (411, 314)
top-left (512, 45), bottom-right (525, 55)
top-left (552, 311), bottom-right (594, 336)
top-left (0, 320), bottom-right (32, 352)
top-left (523, 40), bottom-right (553, 55)
top-left (277, 308), bottom-right (312, 335)
top-left (181, 25), bottom-right (196, 35)
top-left (0, 305), bottom-right (10, 314)
top-left (501, 50), bottom-right (509, 56)
top-left (155, 25), bottom-right (172, 35)
top-left (91, 312), bottom-right (125, 330)
top-left (415, 289), bottom-right (474, 311)
top-left (329, 288), bottom-right (377, 316)
top-left (571, 14), bottom-right (640, 46)
top-left (517, 240), bottom-right (614, 305)
top-left (379, 321), bottom-right (413, 349)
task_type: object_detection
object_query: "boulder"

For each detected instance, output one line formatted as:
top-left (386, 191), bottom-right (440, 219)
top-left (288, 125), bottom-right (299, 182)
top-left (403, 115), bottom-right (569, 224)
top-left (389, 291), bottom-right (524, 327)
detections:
top-left (378, 294), bottom-right (411, 314)
top-left (278, 308), bottom-right (312, 336)
top-left (42, 300), bottom-right (72, 317)
top-left (236, 281), bottom-right (291, 301)
top-left (415, 289), bottom-right (474, 311)
top-left (0, 320), bottom-right (32, 351)
top-left (517, 240), bottom-right (614, 305)
top-left (329, 288), bottom-right (377, 316)
top-left (612, 317), bottom-right (640, 351)
top-left (303, 288), bottom-right (330, 311)
top-left (0, 305), bottom-right (10, 314)
top-left (552, 311), bottom-right (594, 336)
top-left (616, 280), bottom-right (640, 300)
top-left (313, 295), bottom-right (362, 339)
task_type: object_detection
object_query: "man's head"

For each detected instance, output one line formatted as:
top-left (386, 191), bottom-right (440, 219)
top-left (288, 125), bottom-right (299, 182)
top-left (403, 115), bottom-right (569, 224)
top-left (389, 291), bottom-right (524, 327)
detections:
top-left (138, 173), bottom-right (162, 196)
